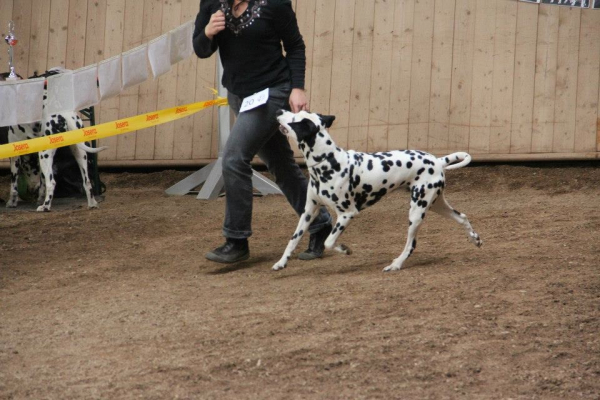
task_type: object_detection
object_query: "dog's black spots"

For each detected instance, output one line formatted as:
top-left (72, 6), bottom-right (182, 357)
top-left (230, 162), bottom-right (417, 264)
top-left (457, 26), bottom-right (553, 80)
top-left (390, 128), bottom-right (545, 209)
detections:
top-left (45, 129), bottom-right (51, 136)
top-left (49, 195), bottom-right (53, 200)
top-left (428, 183), bottom-right (433, 189)
top-left (45, 122), bottom-right (50, 127)
top-left (453, 209), bottom-right (461, 216)
top-left (44, 154), bottom-right (49, 159)
top-left (381, 160), bottom-right (393, 172)
top-left (298, 230), bottom-right (304, 237)
top-left (18, 125), bottom-right (26, 133)
top-left (49, 174), bottom-right (53, 181)
top-left (421, 213), bottom-right (425, 220)
top-left (292, 233), bottom-right (298, 240)
top-left (305, 215), bottom-right (311, 222)
top-left (409, 221), bottom-right (413, 226)
top-left (367, 160), bottom-right (373, 171)
top-left (417, 167), bottom-right (425, 175)
top-left (417, 200), bottom-right (428, 208)
top-left (383, 179), bottom-right (388, 184)
top-left (362, 184), bottom-right (373, 193)
top-left (389, 184), bottom-right (395, 189)
top-left (76, 121), bottom-right (83, 129)
top-left (331, 193), bottom-right (339, 202)
top-left (396, 160), bottom-right (402, 167)
top-left (366, 187), bottom-right (387, 207)
top-left (428, 168), bottom-right (435, 175)
top-left (411, 157), bottom-right (415, 161)
top-left (423, 158), bottom-right (434, 165)
top-left (412, 239), bottom-right (417, 249)
top-left (83, 155), bottom-right (87, 160)
top-left (44, 200), bottom-right (50, 205)
top-left (341, 200), bottom-right (351, 210)
top-left (407, 161), bottom-right (413, 169)
top-left (437, 189), bottom-right (441, 195)
top-left (415, 177), bottom-right (420, 181)
top-left (326, 140), bottom-right (332, 145)
top-left (318, 132), bottom-right (324, 138)
top-left (321, 190), bottom-right (331, 198)
top-left (312, 200), bottom-right (317, 205)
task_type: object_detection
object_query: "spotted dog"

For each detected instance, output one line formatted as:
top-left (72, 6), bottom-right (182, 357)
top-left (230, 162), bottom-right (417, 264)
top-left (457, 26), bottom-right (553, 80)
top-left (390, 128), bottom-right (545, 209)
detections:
top-left (6, 69), bottom-right (106, 211)
top-left (273, 110), bottom-right (482, 272)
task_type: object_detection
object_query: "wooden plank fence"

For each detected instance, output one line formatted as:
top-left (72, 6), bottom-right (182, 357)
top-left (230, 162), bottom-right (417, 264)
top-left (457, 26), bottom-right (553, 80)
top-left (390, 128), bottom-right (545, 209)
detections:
top-left (1, 0), bottom-right (599, 167)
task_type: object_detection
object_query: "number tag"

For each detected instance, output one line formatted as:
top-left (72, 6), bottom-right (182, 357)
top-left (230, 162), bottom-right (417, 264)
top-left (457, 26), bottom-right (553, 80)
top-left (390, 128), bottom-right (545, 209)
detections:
top-left (239, 88), bottom-right (269, 113)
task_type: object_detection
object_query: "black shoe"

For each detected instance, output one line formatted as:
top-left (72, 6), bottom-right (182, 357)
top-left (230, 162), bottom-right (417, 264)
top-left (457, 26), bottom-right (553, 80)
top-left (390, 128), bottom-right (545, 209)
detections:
top-left (205, 238), bottom-right (250, 264)
top-left (298, 224), bottom-right (332, 260)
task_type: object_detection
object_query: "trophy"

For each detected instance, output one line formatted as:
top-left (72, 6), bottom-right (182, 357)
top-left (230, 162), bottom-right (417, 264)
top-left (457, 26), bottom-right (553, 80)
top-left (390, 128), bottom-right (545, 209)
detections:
top-left (4, 20), bottom-right (19, 81)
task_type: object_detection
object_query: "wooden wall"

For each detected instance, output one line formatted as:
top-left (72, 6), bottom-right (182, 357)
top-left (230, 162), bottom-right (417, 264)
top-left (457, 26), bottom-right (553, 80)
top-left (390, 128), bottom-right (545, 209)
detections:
top-left (1, 0), bottom-right (599, 167)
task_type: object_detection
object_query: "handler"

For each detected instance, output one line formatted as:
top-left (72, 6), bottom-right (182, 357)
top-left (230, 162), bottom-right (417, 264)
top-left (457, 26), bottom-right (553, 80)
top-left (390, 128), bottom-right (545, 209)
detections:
top-left (193, 0), bottom-right (332, 264)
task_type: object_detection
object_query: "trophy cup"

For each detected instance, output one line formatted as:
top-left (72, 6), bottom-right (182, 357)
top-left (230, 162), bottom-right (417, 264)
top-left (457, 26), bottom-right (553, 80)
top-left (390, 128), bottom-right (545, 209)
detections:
top-left (4, 21), bottom-right (19, 81)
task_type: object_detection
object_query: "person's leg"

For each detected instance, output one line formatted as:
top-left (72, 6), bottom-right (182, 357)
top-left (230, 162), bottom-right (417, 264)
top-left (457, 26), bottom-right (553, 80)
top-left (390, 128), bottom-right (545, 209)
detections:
top-left (257, 85), bottom-right (332, 260)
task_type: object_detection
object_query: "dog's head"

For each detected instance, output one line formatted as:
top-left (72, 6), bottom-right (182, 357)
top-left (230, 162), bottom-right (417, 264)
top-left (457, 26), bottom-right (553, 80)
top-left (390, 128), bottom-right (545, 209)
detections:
top-left (276, 110), bottom-right (335, 145)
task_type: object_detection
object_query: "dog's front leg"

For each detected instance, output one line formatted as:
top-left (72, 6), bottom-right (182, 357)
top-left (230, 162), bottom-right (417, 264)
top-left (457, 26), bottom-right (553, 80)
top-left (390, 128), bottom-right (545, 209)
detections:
top-left (324, 211), bottom-right (357, 255)
top-left (272, 196), bottom-right (320, 271)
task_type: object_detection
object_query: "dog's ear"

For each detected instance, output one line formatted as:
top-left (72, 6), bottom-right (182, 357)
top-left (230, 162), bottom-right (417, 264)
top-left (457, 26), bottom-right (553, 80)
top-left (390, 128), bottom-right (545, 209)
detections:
top-left (288, 119), bottom-right (320, 142)
top-left (317, 114), bottom-right (336, 128)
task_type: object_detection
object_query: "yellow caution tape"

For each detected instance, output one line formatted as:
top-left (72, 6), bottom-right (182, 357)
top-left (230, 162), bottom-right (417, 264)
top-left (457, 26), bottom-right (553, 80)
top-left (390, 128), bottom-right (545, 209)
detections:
top-left (0, 95), bottom-right (228, 160)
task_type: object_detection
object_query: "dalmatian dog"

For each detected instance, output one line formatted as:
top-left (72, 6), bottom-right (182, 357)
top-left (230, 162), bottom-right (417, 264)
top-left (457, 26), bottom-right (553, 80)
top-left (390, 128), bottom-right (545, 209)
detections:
top-left (273, 110), bottom-right (483, 272)
top-left (6, 68), bottom-right (107, 212)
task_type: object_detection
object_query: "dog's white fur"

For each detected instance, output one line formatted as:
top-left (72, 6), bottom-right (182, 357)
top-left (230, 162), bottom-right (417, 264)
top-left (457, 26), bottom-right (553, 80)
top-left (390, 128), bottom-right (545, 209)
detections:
top-left (6, 68), bottom-right (106, 211)
top-left (273, 110), bottom-right (482, 272)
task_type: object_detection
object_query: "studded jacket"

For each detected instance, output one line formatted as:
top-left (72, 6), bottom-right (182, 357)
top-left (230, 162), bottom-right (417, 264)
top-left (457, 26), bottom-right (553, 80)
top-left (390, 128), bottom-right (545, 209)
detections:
top-left (193, 0), bottom-right (306, 98)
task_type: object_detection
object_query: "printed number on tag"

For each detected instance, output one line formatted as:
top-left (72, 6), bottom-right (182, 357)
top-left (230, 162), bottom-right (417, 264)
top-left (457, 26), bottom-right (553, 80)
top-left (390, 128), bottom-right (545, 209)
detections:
top-left (240, 88), bottom-right (269, 113)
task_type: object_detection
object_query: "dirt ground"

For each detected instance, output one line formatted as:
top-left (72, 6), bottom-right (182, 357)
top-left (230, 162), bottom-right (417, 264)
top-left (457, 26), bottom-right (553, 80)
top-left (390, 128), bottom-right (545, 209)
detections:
top-left (0, 162), bottom-right (599, 399)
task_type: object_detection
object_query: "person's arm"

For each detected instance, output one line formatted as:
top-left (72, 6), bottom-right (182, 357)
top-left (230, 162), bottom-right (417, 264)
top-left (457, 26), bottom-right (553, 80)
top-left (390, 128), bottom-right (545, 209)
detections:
top-left (273, 0), bottom-right (308, 111)
top-left (193, 1), bottom-right (223, 58)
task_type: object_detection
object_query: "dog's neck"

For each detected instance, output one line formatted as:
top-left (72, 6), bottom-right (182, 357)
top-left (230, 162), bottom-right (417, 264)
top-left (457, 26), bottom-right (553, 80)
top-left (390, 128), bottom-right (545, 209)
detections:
top-left (299, 128), bottom-right (341, 169)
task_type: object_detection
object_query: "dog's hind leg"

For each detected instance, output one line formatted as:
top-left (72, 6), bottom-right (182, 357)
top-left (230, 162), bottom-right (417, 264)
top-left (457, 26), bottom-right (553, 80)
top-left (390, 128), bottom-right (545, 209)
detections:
top-left (36, 148), bottom-right (57, 212)
top-left (324, 211), bottom-right (357, 255)
top-left (69, 143), bottom-right (98, 209)
top-left (6, 157), bottom-right (20, 208)
top-left (384, 185), bottom-right (438, 272)
top-left (431, 193), bottom-right (482, 248)
top-left (273, 196), bottom-right (321, 271)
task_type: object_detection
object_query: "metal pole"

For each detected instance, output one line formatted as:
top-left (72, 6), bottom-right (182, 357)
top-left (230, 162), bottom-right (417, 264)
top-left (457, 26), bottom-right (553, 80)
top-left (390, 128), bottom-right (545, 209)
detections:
top-left (165, 53), bottom-right (282, 198)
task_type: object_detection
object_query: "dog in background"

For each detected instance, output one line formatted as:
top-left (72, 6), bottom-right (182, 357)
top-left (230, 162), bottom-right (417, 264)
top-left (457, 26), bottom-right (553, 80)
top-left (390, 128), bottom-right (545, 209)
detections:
top-left (273, 110), bottom-right (482, 272)
top-left (4, 68), bottom-right (106, 211)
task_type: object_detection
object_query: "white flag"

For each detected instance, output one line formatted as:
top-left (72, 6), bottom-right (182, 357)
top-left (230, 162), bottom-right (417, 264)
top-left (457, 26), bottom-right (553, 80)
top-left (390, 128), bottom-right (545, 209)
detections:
top-left (98, 55), bottom-right (123, 100)
top-left (72, 65), bottom-right (99, 110)
top-left (148, 34), bottom-right (172, 79)
top-left (122, 44), bottom-right (149, 90)
top-left (170, 21), bottom-right (194, 65)
top-left (0, 81), bottom-right (18, 126)
top-left (46, 72), bottom-right (75, 115)
top-left (16, 77), bottom-right (45, 124)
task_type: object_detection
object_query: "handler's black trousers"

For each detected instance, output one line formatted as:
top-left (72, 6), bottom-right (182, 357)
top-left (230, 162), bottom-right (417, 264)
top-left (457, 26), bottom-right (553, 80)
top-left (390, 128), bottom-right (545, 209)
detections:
top-left (221, 83), bottom-right (331, 239)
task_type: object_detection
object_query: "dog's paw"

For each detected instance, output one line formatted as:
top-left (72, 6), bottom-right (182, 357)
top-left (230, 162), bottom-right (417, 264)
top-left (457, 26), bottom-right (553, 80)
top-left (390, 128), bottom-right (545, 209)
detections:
top-left (469, 232), bottom-right (483, 248)
top-left (36, 205), bottom-right (51, 212)
top-left (272, 261), bottom-right (287, 271)
top-left (6, 201), bottom-right (17, 208)
top-left (88, 204), bottom-right (99, 210)
top-left (383, 264), bottom-right (402, 272)
top-left (335, 244), bottom-right (352, 255)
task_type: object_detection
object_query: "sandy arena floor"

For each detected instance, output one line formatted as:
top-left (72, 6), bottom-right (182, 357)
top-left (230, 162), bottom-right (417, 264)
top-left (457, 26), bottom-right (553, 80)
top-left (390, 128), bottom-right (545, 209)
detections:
top-left (0, 163), bottom-right (599, 399)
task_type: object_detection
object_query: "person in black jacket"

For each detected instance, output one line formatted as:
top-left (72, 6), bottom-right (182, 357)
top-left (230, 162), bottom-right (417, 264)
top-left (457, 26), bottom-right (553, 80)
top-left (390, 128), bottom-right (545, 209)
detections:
top-left (193, 0), bottom-right (332, 264)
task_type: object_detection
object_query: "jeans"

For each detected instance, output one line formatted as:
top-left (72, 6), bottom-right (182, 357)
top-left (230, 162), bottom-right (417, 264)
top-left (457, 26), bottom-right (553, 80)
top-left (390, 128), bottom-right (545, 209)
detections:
top-left (221, 83), bottom-right (331, 239)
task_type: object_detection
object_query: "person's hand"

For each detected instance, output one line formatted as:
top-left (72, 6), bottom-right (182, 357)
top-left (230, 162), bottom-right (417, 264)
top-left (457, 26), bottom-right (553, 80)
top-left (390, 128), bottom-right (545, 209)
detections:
top-left (205, 10), bottom-right (226, 40)
top-left (289, 88), bottom-right (308, 113)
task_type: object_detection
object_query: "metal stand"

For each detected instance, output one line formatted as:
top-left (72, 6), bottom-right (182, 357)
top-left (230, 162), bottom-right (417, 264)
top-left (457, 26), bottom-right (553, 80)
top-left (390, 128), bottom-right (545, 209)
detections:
top-left (165, 56), bottom-right (281, 199)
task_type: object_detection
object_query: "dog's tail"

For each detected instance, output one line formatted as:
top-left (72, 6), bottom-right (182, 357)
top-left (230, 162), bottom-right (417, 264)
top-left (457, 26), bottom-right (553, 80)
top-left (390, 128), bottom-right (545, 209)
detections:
top-left (439, 152), bottom-right (472, 170)
top-left (64, 113), bottom-right (109, 154)
top-left (77, 142), bottom-right (108, 153)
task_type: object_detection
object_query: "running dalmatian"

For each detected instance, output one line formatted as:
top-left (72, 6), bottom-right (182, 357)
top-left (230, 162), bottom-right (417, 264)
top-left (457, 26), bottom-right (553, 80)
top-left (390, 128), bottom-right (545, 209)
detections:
top-left (6, 68), bottom-right (106, 211)
top-left (273, 109), bottom-right (483, 272)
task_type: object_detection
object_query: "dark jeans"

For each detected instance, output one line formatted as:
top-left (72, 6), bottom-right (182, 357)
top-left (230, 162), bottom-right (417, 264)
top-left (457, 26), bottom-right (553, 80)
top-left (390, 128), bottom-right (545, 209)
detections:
top-left (222, 84), bottom-right (331, 239)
